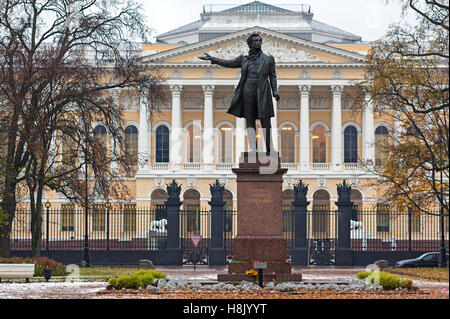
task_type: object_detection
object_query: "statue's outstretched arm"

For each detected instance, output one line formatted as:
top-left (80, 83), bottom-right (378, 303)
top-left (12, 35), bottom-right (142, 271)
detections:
top-left (199, 53), bottom-right (242, 68)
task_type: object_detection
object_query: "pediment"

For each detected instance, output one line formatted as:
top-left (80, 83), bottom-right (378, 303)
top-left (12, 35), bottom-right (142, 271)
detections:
top-left (144, 27), bottom-right (365, 65)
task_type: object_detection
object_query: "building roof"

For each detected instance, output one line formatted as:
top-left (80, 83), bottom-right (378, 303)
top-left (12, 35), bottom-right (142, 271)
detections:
top-left (310, 20), bottom-right (360, 41)
top-left (156, 1), bottom-right (361, 43)
top-left (220, 1), bottom-right (292, 13)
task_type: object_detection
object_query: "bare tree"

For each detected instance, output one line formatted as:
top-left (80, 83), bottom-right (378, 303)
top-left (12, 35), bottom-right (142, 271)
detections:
top-left (0, 0), bottom-right (167, 257)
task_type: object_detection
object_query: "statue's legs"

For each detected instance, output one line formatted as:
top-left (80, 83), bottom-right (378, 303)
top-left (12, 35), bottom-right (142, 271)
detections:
top-left (246, 118), bottom-right (257, 152)
top-left (261, 118), bottom-right (273, 154)
top-left (245, 118), bottom-right (273, 153)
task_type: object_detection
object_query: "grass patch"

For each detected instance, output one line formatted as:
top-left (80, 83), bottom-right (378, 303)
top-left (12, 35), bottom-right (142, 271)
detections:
top-left (385, 268), bottom-right (449, 282)
top-left (108, 269), bottom-right (167, 289)
top-left (78, 267), bottom-right (140, 278)
top-left (357, 271), bottom-right (413, 290)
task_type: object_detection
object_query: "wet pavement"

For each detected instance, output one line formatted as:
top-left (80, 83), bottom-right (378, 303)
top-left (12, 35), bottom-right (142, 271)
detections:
top-left (0, 266), bottom-right (448, 299)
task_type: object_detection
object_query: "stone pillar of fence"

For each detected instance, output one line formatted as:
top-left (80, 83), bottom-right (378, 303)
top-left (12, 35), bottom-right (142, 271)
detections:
top-left (208, 180), bottom-right (226, 265)
top-left (291, 180), bottom-right (310, 266)
top-left (335, 180), bottom-right (353, 266)
top-left (165, 180), bottom-right (183, 265)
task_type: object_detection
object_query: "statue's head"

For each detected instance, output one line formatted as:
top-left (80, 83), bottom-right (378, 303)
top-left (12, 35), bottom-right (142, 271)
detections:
top-left (247, 33), bottom-right (262, 50)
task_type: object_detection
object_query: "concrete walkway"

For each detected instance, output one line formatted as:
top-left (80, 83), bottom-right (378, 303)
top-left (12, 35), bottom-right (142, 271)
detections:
top-left (0, 266), bottom-right (447, 299)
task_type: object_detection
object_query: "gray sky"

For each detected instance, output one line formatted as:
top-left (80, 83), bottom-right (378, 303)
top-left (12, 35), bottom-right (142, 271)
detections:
top-left (142, 0), bottom-right (418, 43)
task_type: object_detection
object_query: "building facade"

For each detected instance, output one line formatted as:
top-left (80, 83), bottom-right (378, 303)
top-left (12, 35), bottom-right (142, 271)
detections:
top-left (49, 2), bottom-right (392, 211)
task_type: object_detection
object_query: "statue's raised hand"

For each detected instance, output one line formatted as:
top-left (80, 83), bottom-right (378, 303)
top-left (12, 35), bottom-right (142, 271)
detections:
top-left (199, 53), bottom-right (213, 61)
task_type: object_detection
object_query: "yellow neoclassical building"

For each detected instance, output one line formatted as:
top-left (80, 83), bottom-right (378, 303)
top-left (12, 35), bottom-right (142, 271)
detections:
top-left (50, 2), bottom-right (393, 211)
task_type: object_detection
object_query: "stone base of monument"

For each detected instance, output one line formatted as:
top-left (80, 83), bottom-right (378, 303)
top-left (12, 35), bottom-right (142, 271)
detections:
top-left (217, 152), bottom-right (302, 283)
top-left (218, 273), bottom-right (302, 284)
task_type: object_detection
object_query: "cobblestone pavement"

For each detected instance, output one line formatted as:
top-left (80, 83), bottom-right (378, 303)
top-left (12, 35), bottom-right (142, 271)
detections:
top-left (0, 266), bottom-right (448, 299)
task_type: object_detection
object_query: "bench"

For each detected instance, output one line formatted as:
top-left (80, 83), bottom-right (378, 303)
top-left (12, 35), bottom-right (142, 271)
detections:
top-left (0, 264), bottom-right (35, 283)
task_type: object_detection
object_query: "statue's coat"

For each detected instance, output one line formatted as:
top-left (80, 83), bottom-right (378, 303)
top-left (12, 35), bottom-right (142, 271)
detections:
top-left (209, 52), bottom-right (278, 120)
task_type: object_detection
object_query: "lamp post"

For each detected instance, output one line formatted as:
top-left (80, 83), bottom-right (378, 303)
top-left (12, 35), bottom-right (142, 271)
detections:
top-left (45, 200), bottom-right (51, 251)
top-left (105, 201), bottom-right (111, 251)
top-left (437, 139), bottom-right (447, 268)
top-left (82, 119), bottom-right (91, 267)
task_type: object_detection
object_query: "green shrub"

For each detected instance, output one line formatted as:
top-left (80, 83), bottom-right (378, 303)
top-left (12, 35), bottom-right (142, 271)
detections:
top-left (108, 277), bottom-right (119, 288)
top-left (357, 271), bottom-right (370, 280)
top-left (0, 256), bottom-right (67, 277)
top-left (400, 278), bottom-right (413, 290)
top-left (108, 269), bottom-right (166, 289)
top-left (357, 270), bottom-right (413, 290)
top-left (117, 273), bottom-right (143, 289)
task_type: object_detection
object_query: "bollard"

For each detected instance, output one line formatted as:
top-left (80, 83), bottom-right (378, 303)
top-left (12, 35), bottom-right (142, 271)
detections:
top-left (253, 262), bottom-right (267, 288)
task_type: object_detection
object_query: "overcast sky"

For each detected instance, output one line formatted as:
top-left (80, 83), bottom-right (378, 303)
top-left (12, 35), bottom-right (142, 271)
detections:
top-left (142, 0), bottom-right (418, 43)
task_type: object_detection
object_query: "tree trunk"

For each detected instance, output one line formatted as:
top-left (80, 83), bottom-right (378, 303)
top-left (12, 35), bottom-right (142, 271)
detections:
top-left (0, 187), bottom-right (17, 258)
top-left (30, 193), bottom-right (43, 258)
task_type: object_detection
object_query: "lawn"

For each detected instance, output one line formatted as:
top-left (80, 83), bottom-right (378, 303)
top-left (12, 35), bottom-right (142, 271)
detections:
top-left (385, 268), bottom-right (449, 282)
top-left (78, 267), bottom-right (141, 279)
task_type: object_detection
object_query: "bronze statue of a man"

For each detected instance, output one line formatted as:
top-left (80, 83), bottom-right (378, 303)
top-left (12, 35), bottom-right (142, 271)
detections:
top-left (200, 33), bottom-right (280, 153)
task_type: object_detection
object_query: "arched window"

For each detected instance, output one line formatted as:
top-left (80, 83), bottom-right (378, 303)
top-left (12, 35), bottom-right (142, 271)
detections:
top-left (224, 189), bottom-right (233, 232)
top-left (375, 126), bottom-right (389, 167)
top-left (183, 189), bottom-right (201, 233)
top-left (282, 189), bottom-right (294, 233)
top-left (187, 125), bottom-right (202, 163)
top-left (93, 125), bottom-right (107, 165)
top-left (312, 125), bottom-right (327, 163)
top-left (344, 126), bottom-right (358, 163)
top-left (125, 125), bottom-right (138, 166)
top-left (312, 190), bottom-right (330, 235)
top-left (280, 125), bottom-right (295, 163)
top-left (155, 125), bottom-right (170, 163)
top-left (350, 189), bottom-right (363, 221)
top-left (151, 189), bottom-right (168, 220)
top-left (62, 129), bottom-right (77, 166)
top-left (219, 125), bottom-right (233, 163)
top-left (93, 125), bottom-right (107, 146)
top-left (282, 189), bottom-right (294, 211)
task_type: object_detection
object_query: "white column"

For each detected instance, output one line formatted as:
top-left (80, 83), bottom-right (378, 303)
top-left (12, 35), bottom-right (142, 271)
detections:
top-left (331, 85), bottom-right (344, 171)
top-left (202, 85), bottom-right (215, 170)
top-left (170, 85), bottom-right (183, 170)
top-left (235, 83), bottom-right (246, 164)
top-left (362, 93), bottom-right (375, 167)
top-left (299, 85), bottom-right (311, 171)
top-left (110, 90), bottom-right (121, 174)
top-left (138, 93), bottom-right (150, 170)
top-left (235, 118), bottom-right (246, 164)
top-left (48, 131), bottom-right (58, 168)
top-left (271, 85), bottom-right (279, 153)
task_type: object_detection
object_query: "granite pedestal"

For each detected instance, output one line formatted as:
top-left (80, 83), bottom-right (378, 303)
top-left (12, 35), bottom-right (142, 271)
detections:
top-left (218, 152), bottom-right (302, 283)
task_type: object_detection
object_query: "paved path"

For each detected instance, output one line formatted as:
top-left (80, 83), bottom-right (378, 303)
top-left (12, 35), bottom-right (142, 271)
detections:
top-left (0, 266), bottom-right (447, 299)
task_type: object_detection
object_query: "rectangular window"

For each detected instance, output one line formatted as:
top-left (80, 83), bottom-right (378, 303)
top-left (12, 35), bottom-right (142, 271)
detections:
top-left (123, 203), bottom-right (136, 232)
top-left (376, 204), bottom-right (390, 232)
top-left (409, 209), bottom-right (421, 233)
top-left (92, 204), bottom-right (106, 232)
top-left (183, 205), bottom-right (200, 233)
top-left (312, 205), bottom-right (330, 235)
top-left (61, 204), bottom-right (75, 232)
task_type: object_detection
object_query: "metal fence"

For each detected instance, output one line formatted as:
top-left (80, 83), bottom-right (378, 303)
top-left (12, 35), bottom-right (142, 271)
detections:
top-left (9, 207), bottom-right (448, 254)
top-left (10, 206), bottom-right (168, 251)
top-left (350, 209), bottom-right (449, 251)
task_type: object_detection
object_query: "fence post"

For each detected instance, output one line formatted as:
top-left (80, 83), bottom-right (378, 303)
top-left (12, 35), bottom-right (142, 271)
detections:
top-left (208, 180), bottom-right (226, 265)
top-left (106, 202), bottom-right (111, 251)
top-left (164, 180), bottom-right (182, 265)
top-left (335, 180), bottom-right (353, 266)
top-left (45, 201), bottom-right (51, 251)
top-left (291, 180), bottom-right (309, 266)
top-left (408, 205), bottom-right (412, 252)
